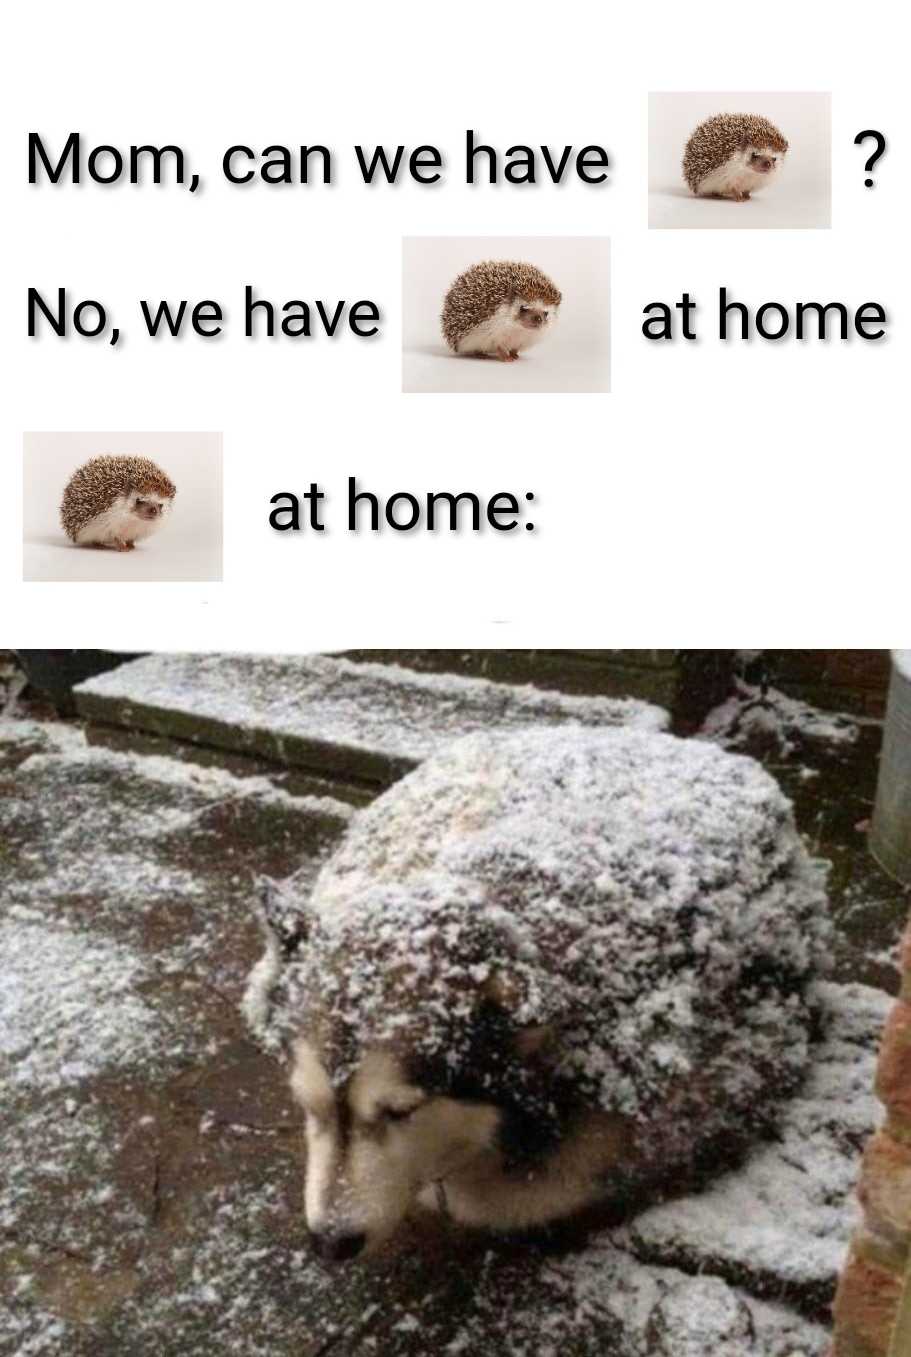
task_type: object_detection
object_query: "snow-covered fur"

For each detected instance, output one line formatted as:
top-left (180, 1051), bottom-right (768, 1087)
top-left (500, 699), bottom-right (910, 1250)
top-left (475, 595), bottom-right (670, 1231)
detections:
top-left (74, 490), bottom-right (171, 549)
top-left (455, 299), bottom-right (557, 360)
top-left (244, 727), bottom-right (832, 1259)
top-left (693, 144), bottom-right (785, 201)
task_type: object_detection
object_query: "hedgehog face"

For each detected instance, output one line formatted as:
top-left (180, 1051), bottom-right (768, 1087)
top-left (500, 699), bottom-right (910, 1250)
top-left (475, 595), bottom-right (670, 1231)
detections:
top-left (745, 146), bottom-right (783, 176)
top-left (513, 299), bottom-right (556, 332)
top-left (132, 492), bottom-right (170, 522)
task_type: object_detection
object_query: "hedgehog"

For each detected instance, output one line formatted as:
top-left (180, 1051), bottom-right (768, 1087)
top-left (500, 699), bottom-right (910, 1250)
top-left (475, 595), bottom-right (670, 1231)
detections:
top-left (683, 113), bottom-right (788, 201)
top-left (441, 260), bottom-right (561, 361)
top-left (60, 455), bottom-right (176, 551)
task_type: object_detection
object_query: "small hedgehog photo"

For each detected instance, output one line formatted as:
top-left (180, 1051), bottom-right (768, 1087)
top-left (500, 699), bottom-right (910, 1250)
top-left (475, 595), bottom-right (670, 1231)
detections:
top-left (649, 92), bottom-right (831, 230)
top-left (441, 261), bottom-right (562, 363)
top-left (23, 432), bottom-right (223, 583)
top-left (683, 113), bottom-right (788, 203)
top-left (60, 455), bottom-right (176, 552)
top-left (403, 237), bottom-right (611, 393)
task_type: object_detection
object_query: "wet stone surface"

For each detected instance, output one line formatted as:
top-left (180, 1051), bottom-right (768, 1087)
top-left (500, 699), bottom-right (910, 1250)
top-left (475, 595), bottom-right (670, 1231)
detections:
top-left (0, 697), bottom-right (904, 1356)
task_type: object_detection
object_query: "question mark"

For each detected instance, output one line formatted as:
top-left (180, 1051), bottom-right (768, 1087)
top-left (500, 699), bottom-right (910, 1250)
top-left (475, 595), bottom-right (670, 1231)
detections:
top-left (854, 130), bottom-right (886, 187)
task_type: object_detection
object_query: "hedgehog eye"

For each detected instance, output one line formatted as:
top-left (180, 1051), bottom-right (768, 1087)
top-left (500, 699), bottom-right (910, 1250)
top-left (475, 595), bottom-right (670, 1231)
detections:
top-left (518, 305), bottom-right (528, 313)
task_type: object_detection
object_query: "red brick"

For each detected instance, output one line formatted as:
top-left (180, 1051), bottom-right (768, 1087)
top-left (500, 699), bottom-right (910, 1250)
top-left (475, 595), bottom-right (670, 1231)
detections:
top-left (833, 1250), bottom-right (903, 1355)
top-left (766, 649), bottom-right (890, 691)
top-left (858, 1130), bottom-right (911, 1244)
top-left (876, 1001), bottom-right (911, 1119)
top-left (899, 923), bottom-right (911, 979)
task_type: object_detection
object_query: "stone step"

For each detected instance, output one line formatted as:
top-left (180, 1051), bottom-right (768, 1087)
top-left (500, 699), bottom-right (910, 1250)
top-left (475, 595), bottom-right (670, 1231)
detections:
top-left (337, 648), bottom-right (734, 729)
top-left (74, 653), bottom-right (667, 791)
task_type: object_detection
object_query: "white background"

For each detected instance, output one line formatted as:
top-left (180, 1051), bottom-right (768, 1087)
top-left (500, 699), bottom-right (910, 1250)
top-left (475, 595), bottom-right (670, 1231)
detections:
top-left (649, 92), bottom-right (832, 230)
top-left (402, 236), bottom-right (610, 393)
top-left (22, 431), bottom-right (223, 582)
top-left (1, 1), bottom-right (907, 648)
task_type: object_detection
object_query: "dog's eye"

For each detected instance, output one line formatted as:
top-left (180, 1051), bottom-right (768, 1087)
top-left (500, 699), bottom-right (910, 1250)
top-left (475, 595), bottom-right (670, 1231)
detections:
top-left (381, 1105), bottom-right (417, 1124)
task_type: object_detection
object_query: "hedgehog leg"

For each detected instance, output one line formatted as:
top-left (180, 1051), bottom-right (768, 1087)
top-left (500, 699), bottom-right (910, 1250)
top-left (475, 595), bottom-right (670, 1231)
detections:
top-left (112, 537), bottom-right (134, 552)
top-left (494, 347), bottom-right (518, 362)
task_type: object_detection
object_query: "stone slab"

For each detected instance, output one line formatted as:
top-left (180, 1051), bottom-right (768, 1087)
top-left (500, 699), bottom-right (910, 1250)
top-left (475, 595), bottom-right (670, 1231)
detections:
top-left (74, 653), bottom-right (667, 788)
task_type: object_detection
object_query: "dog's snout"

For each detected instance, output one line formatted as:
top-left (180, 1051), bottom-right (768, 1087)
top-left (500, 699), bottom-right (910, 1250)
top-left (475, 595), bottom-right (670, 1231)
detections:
top-left (308, 1230), bottom-right (366, 1263)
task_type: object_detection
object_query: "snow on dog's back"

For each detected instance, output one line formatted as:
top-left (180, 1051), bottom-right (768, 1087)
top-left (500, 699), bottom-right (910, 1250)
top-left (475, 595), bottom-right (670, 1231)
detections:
top-left (249, 727), bottom-right (833, 1251)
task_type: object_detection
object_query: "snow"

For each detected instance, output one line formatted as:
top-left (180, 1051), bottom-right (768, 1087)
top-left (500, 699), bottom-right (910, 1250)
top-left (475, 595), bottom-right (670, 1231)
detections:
top-left (374, 1239), bottom-right (832, 1356)
top-left (0, 1305), bottom-right (69, 1357)
top-left (0, 914), bottom-right (160, 1091)
top-left (0, 717), bottom-right (88, 755)
top-left (616, 980), bottom-right (891, 1291)
top-left (700, 680), bottom-right (860, 755)
top-left (0, 1094), bottom-right (146, 1255)
top-left (254, 727), bottom-right (832, 1173)
top-left (640, 1274), bottom-right (756, 1353)
top-left (75, 653), bottom-right (668, 770)
top-left (0, 732), bottom-right (352, 1087)
top-left (13, 741), bottom-right (351, 833)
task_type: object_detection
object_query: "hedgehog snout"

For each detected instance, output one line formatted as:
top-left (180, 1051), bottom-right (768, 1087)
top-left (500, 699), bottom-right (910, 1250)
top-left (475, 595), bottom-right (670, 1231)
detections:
top-left (518, 304), bottom-right (548, 330)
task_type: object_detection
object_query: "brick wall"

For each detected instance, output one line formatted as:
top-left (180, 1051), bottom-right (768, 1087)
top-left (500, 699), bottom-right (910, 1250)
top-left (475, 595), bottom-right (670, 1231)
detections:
top-left (832, 916), bottom-right (911, 1356)
top-left (764, 650), bottom-right (891, 718)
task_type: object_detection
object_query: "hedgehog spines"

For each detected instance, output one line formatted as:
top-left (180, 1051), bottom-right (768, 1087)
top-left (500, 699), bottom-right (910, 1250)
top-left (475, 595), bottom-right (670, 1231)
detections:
top-left (441, 260), bottom-right (562, 351)
top-left (682, 113), bottom-right (789, 194)
top-left (60, 454), bottom-right (176, 542)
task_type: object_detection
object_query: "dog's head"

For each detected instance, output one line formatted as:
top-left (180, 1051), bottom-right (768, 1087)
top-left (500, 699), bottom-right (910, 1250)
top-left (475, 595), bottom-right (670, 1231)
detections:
top-left (289, 1041), bottom-right (503, 1260)
top-left (252, 876), bottom-right (566, 1260)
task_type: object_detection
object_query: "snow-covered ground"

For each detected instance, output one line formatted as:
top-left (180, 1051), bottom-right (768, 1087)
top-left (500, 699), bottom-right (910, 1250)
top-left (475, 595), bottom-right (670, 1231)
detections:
top-left (0, 709), bottom-right (899, 1355)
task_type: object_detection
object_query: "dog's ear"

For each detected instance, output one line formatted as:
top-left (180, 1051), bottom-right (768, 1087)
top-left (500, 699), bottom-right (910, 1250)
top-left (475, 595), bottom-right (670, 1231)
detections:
top-left (480, 969), bottom-right (524, 1010)
top-left (481, 970), bottom-right (559, 1061)
top-left (480, 966), bottom-right (567, 1058)
top-left (254, 875), bottom-right (310, 960)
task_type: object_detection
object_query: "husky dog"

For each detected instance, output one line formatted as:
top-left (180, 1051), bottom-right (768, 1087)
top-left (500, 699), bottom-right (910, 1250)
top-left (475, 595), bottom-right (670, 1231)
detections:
top-left (244, 727), bottom-right (831, 1262)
